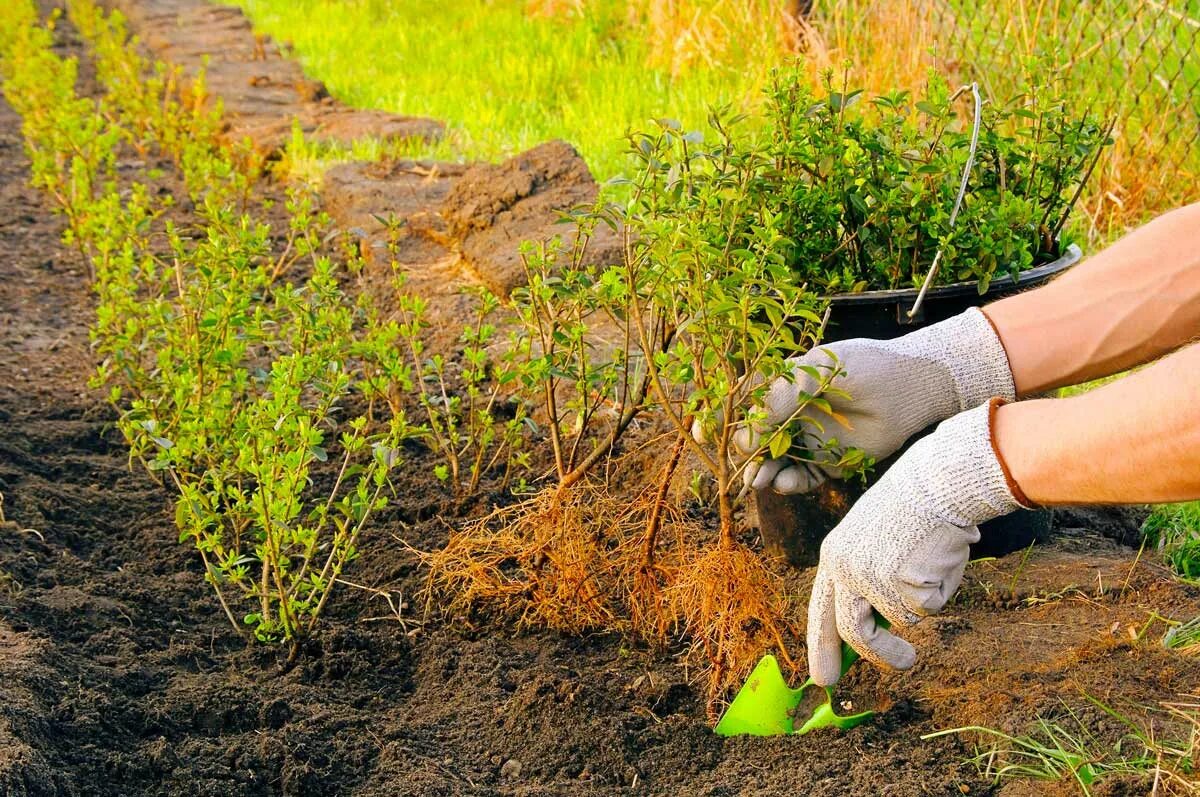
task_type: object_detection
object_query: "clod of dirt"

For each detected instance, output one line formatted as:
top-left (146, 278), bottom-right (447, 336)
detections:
top-left (322, 159), bottom-right (467, 255)
top-left (305, 108), bottom-right (442, 151)
top-left (499, 758), bottom-right (523, 781)
top-left (440, 140), bottom-right (622, 297)
top-left (321, 158), bottom-right (480, 330)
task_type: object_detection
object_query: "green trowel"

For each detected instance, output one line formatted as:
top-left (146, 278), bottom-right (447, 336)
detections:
top-left (714, 624), bottom-right (887, 737)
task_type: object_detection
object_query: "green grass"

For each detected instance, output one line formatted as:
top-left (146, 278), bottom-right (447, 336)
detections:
top-left (226, 0), bottom-right (772, 182)
top-left (1145, 502), bottom-right (1200, 582)
top-left (227, 0), bottom-right (1199, 239)
top-left (924, 697), bottom-right (1198, 795)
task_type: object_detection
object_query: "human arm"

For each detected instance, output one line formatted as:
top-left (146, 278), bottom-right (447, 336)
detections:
top-left (996, 341), bottom-right (1200, 504)
top-left (985, 201), bottom-right (1200, 395)
top-left (806, 342), bottom-right (1200, 684)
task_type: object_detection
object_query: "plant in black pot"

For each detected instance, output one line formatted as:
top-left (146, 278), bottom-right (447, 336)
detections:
top-left (747, 69), bottom-right (1111, 566)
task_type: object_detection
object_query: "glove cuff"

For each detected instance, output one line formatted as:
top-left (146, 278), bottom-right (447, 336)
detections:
top-left (896, 307), bottom-right (1017, 411)
top-left (986, 398), bottom-right (1035, 509)
top-left (893, 401), bottom-right (1029, 528)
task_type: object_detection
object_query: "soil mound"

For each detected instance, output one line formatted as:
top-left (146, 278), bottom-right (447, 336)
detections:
top-left (440, 140), bottom-right (622, 297)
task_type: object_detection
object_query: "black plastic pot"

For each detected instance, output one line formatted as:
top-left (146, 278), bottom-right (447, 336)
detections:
top-left (757, 244), bottom-right (1082, 568)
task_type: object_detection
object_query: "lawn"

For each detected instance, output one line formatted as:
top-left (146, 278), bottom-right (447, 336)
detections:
top-left (227, 0), bottom-right (779, 181)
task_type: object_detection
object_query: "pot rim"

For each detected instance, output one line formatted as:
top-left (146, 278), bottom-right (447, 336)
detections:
top-left (824, 243), bottom-right (1083, 306)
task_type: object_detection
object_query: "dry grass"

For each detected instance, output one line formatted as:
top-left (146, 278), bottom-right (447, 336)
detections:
top-left (928, 696), bottom-right (1200, 795)
top-left (629, 0), bottom-right (802, 77)
top-left (523, 0), bottom-right (587, 17)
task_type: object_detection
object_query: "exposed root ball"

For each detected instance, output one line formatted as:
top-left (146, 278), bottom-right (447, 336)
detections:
top-left (621, 487), bottom-right (690, 643)
top-left (627, 563), bottom-right (675, 642)
top-left (425, 482), bottom-right (804, 719)
top-left (423, 486), bottom-right (635, 634)
top-left (668, 542), bottom-right (798, 720)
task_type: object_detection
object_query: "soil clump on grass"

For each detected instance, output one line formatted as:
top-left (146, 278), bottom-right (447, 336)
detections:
top-left (0, 6), bottom-right (1197, 796)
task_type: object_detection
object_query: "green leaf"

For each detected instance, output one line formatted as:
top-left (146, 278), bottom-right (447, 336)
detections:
top-left (768, 431), bottom-right (791, 460)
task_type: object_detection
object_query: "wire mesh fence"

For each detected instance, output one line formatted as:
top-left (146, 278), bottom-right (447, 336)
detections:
top-left (801, 0), bottom-right (1199, 238)
top-left (932, 0), bottom-right (1199, 166)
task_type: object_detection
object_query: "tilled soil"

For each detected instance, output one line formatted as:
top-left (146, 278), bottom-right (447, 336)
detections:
top-left (1, 7), bottom-right (1199, 797)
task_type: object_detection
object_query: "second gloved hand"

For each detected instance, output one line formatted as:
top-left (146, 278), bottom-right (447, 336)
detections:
top-left (804, 399), bottom-right (1029, 685)
top-left (740, 307), bottom-right (1016, 494)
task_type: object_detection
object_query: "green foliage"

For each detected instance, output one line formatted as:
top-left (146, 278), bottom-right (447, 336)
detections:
top-left (156, 248), bottom-right (412, 642)
top-left (614, 112), bottom-right (861, 535)
top-left (2, 0), bottom-right (417, 646)
top-left (401, 287), bottom-right (529, 496)
top-left (509, 223), bottom-right (649, 491)
top-left (764, 69), bottom-right (1109, 293)
top-left (0, 8), bottom-right (123, 270)
top-left (360, 223), bottom-right (530, 497)
top-left (1143, 502), bottom-right (1200, 582)
top-left (503, 111), bottom-right (865, 529)
top-left (67, 0), bottom-right (263, 207)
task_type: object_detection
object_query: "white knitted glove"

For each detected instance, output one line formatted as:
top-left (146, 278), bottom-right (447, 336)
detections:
top-left (805, 400), bottom-right (1028, 685)
top-left (742, 308), bottom-right (1015, 494)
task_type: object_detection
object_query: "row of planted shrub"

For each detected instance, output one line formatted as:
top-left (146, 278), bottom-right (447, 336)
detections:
top-left (0, 0), bottom-right (1108, 710)
top-left (0, 0), bottom-right (423, 648)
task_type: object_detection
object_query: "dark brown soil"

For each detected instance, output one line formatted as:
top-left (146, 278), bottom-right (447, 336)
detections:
top-left (0, 7), bottom-right (1197, 797)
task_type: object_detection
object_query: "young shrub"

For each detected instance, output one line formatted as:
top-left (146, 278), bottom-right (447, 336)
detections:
top-left (616, 112), bottom-right (862, 707)
top-left (163, 255), bottom-right (415, 644)
top-left (67, 0), bottom-right (263, 207)
top-left (2, 6), bottom-right (413, 649)
top-left (353, 219), bottom-right (531, 499)
top-left (427, 111), bottom-right (865, 704)
top-left (423, 220), bottom-right (649, 633)
top-left (766, 68), bottom-right (1110, 294)
top-left (0, 9), bottom-right (123, 275)
top-left (96, 194), bottom-right (421, 647)
top-left (394, 284), bottom-right (530, 498)
top-left (509, 221), bottom-right (654, 491)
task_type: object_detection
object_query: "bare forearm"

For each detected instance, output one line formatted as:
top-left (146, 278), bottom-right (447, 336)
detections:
top-left (995, 343), bottom-right (1200, 505)
top-left (984, 202), bottom-right (1200, 395)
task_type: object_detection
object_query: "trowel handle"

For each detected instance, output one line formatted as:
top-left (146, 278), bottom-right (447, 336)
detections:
top-left (836, 613), bottom-right (890, 679)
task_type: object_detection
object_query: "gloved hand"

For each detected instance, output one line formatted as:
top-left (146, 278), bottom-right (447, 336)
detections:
top-left (805, 399), bottom-right (1029, 685)
top-left (740, 307), bottom-right (1016, 494)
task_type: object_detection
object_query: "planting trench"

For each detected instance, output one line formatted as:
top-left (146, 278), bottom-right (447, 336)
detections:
top-left (0, 2), bottom-right (1198, 795)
